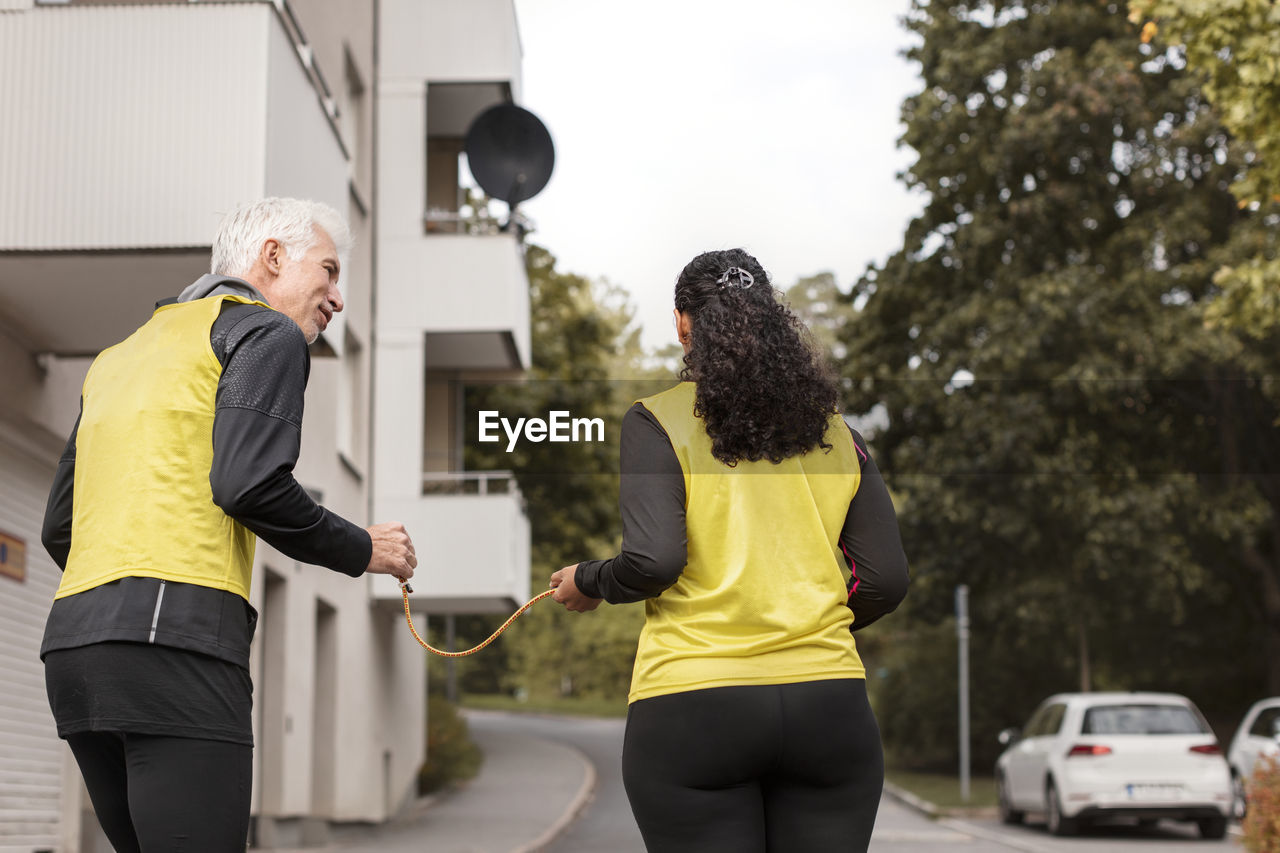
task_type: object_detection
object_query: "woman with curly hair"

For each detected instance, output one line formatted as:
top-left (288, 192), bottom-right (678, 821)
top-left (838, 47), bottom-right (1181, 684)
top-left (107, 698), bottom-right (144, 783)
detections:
top-left (550, 248), bottom-right (909, 852)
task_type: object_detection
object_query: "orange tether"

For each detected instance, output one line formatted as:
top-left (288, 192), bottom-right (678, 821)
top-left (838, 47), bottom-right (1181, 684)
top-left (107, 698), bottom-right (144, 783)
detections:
top-left (400, 582), bottom-right (556, 658)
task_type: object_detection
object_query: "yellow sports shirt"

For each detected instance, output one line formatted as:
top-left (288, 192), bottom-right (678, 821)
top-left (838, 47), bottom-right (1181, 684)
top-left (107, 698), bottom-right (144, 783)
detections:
top-left (629, 382), bottom-right (865, 703)
top-left (57, 295), bottom-right (264, 601)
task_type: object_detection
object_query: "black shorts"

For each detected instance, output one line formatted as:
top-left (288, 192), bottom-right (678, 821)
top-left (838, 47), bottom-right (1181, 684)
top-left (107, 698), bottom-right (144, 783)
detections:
top-left (45, 641), bottom-right (253, 745)
top-left (46, 642), bottom-right (255, 851)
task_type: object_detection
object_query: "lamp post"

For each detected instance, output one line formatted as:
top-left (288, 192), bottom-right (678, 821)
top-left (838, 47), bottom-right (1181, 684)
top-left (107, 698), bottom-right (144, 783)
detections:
top-left (956, 584), bottom-right (971, 803)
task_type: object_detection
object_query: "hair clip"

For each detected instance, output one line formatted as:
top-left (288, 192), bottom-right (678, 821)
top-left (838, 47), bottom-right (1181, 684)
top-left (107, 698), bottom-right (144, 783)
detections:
top-left (716, 267), bottom-right (755, 290)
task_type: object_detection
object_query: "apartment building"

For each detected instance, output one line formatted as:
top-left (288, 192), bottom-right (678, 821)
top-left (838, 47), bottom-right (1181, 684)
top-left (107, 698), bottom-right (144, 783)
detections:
top-left (0, 0), bottom-right (533, 849)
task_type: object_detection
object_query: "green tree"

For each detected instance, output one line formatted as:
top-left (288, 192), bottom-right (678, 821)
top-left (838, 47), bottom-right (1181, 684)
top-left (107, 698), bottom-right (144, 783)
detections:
top-left (1128, 0), bottom-right (1280, 336)
top-left (842, 0), bottom-right (1279, 765)
top-left (784, 272), bottom-right (852, 362)
top-left (1128, 0), bottom-right (1280, 206)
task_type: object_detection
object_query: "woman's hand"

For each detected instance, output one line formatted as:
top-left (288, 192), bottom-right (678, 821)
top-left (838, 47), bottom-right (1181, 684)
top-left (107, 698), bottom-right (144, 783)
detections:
top-left (550, 563), bottom-right (603, 612)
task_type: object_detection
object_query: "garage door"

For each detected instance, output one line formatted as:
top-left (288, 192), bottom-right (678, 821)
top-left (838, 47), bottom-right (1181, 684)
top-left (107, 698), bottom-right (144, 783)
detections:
top-left (0, 426), bottom-right (66, 850)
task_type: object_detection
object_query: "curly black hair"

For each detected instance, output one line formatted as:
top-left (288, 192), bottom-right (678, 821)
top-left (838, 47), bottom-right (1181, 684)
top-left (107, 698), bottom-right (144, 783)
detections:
top-left (674, 249), bottom-right (841, 466)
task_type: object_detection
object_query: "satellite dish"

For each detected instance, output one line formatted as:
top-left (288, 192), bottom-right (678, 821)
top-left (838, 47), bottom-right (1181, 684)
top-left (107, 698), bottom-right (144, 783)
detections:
top-left (464, 104), bottom-right (555, 209)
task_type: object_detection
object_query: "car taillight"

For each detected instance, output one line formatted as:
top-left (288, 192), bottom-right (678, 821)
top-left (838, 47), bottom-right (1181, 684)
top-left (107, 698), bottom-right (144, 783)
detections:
top-left (1189, 744), bottom-right (1222, 755)
top-left (1067, 744), bottom-right (1112, 757)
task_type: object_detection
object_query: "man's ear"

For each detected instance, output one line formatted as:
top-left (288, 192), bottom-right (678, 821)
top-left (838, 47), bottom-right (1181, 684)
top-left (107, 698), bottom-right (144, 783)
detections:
top-left (260, 238), bottom-right (284, 277)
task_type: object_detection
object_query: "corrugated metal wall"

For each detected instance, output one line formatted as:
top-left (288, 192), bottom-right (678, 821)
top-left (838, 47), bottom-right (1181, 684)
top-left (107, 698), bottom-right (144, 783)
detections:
top-left (0, 427), bottom-right (64, 850)
top-left (0, 3), bottom-right (270, 250)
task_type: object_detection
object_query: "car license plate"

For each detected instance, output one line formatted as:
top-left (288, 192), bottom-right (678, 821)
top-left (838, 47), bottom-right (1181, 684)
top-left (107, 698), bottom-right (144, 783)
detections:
top-left (1126, 784), bottom-right (1182, 801)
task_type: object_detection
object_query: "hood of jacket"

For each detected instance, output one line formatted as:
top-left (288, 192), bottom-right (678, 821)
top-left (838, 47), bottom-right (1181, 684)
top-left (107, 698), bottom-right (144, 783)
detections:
top-left (177, 274), bottom-right (268, 305)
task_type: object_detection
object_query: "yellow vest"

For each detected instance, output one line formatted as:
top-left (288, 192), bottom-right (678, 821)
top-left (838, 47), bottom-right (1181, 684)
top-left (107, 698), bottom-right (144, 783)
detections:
top-left (628, 382), bottom-right (865, 703)
top-left (57, 295), bottom-right (265, 601)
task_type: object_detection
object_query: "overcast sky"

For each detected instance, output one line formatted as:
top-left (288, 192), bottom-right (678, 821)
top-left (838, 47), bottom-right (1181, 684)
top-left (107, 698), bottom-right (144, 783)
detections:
top-left (509, 0), bottom-right (927, 349)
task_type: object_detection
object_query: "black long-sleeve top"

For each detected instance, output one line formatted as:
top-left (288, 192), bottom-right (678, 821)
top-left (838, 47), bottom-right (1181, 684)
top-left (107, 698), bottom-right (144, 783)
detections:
top-left (40, 287), bottom-right (370, 668)
top-left (574, 404), bottom-right (910, 631)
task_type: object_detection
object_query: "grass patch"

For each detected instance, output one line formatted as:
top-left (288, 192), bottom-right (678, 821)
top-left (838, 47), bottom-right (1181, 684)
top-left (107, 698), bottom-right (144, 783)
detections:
top-left (885, 768), bottom-right (998, 810)
top-left (461, 692), bottom-right (629, 718)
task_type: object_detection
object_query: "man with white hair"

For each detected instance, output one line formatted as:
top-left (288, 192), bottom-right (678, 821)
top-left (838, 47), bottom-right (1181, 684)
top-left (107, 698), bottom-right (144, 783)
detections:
top-left (39, 198), bottom-right (416, 851)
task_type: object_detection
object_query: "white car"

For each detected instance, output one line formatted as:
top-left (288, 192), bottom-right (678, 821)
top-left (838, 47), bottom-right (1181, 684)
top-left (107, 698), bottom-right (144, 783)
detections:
top-left (994, 692), bottom-right (1232, 839)
top-left (1227, 697), bottom-right (1280, 818)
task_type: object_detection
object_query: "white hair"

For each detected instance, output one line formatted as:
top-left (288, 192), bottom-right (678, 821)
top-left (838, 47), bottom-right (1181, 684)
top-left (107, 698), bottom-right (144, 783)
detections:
top-left (210, 197), bottom-right (352, 277)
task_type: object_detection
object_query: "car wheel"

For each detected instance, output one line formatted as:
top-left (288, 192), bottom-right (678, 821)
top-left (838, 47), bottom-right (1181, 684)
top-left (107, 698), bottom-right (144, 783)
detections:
top-left (1198, 815), bottom-right (1228, 840)
top-left (1045, 780), bottom-right (1078, 837)
top-left (1232, 770), bottom-right (1248, 821)
top-left (997, 771), bottom-right (1024, 825)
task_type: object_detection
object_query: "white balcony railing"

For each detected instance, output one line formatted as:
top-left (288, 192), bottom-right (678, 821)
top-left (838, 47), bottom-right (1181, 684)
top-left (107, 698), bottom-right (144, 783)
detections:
top-left (377, 233), bottom-right (531, 369)
top-left (420, 470), bottom-right (522, 499)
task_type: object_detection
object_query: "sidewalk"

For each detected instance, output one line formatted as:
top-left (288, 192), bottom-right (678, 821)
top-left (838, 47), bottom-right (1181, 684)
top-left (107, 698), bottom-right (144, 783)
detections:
top-left (882, 781), bottom-right (998, 820)
top-left (260, 710), bottom-right (597, 853)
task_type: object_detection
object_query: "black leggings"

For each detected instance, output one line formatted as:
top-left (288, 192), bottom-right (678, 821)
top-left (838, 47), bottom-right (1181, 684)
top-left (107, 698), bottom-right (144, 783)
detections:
top-left (65, 731), bottom-right (251, 853)
top-left (622, 679), bottom-right (883, 853)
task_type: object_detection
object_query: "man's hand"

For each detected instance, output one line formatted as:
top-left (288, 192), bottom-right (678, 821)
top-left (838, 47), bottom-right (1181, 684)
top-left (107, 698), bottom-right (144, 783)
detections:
top-left (550, 563), bottom-right (602, 613)
top-left (366, 522), bottom-right (416, 582)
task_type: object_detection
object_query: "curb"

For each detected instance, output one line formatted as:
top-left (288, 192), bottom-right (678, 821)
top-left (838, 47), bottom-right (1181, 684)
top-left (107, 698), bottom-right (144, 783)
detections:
top-left (882, 781), bottom-right (999, 820)
top-left (883, 780), bottom-right (942, 817)
top-left (886, 782), bottom-right (1246, 844)
top-left (511, 740), bottom-right (599, 853)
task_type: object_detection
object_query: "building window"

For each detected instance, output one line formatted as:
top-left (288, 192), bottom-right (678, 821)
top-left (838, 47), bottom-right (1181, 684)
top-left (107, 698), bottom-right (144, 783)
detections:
top-left (425, 137), bottom-right (465, 232)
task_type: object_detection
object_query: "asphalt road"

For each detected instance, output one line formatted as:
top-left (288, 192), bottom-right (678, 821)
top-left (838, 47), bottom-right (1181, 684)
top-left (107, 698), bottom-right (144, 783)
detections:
top-left (482, 713), bottom-right (1243, 852)
top-left (484, 712), bottom-right (646, 852)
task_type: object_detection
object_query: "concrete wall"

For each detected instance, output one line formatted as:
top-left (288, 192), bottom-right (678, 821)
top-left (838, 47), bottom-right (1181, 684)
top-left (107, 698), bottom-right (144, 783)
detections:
top-left (0, 3), bottom-right (270, 249)
top-left (379, 235), bottom-right (532, 364)
top-left (381, 0), bottom-right (522, 100)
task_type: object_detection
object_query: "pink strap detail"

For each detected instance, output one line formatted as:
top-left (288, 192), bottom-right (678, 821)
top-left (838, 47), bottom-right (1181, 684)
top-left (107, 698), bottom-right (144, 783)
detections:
top-left (842, 541), bottom-right (859, 598)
